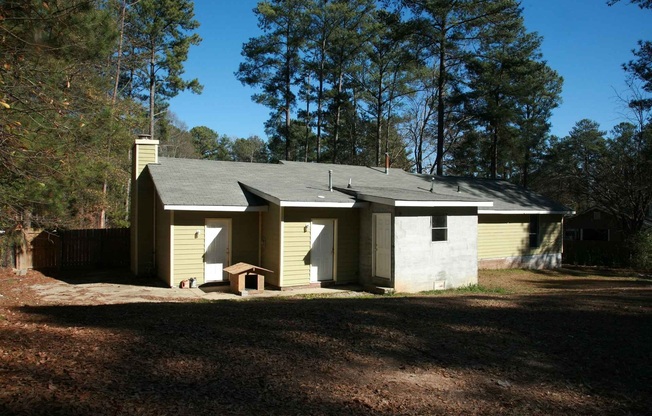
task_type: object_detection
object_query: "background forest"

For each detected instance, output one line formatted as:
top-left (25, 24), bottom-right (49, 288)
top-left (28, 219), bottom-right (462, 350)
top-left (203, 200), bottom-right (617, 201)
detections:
top-left (1, 0), bottom-right (650, 265)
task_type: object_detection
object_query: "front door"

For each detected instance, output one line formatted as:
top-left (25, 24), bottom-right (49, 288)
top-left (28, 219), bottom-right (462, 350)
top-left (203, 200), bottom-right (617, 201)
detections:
top-left (373, 213), bottom-right (391, 279)
top-left (205, 219), bottom-right (231, 282)
top-left (310, 219), bottom-right (335, 282)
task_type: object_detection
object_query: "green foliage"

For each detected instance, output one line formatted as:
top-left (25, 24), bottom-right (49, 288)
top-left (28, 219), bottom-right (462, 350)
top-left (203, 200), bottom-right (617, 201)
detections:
top-left (628, 229), bottom-right (652, 270)
top-left (119, 0), bottom-right (202, 139)
top-left (0, 0), bottom-right (130, 230)
top-left (231, 136), bottom-right (269, 163)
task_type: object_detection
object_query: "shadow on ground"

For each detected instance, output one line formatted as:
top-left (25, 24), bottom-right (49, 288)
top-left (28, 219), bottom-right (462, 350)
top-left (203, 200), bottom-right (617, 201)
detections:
top-left (2, 288), bottom-right (651, 415)
top-left (40, 268), bottom-right (169, 288)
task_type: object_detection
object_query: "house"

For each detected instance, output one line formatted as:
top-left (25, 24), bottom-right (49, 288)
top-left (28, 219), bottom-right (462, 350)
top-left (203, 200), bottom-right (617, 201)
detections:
top-left (562, 208), bottom-right (626, 266)
top-left (131, 137), bottom-right (572, 292)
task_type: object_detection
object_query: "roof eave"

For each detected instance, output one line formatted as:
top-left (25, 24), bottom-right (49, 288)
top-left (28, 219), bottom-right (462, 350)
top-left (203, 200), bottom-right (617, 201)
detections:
top-left (361, 195), bottom-right (493, 208)
top-left (478, 209), bottom-right (574, 215)
top-left (164, 205), bottom-right (268, 212)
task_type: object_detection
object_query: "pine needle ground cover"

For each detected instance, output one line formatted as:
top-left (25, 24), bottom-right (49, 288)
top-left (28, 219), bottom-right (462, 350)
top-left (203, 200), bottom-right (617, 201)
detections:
top-left (0, 268), bottom-right (650, 415)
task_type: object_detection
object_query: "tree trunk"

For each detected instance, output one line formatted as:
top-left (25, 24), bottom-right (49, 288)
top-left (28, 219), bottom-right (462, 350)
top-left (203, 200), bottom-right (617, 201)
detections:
top-left (149, 48), bottom-right (156, 140)
top-left (433, 31), bottom-right (446, 176)
top-left (101, 0), bottom-right (128, 229)
top-left (490, 124), bottom-right (498, 179)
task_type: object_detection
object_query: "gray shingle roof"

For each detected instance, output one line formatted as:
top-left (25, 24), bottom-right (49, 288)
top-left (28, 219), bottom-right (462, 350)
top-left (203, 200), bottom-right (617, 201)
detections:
top-left (146, 157), bottom-right (570, 213)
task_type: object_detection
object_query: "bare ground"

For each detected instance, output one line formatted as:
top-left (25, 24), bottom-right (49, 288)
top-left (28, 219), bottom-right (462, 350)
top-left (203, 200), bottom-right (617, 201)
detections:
top-left (0, 267), bottom-right (651, 415)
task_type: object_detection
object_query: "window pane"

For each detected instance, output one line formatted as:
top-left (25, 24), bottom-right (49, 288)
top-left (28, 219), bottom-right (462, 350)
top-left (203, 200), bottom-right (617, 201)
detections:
top-left (432, 215), bottom-right (446, 228)
top-left (432, 229), bottom-right (447, 241)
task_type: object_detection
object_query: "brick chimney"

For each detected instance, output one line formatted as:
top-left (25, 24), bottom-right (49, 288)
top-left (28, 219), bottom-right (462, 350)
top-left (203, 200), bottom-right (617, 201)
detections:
top-left (131, 134), bottom-right (159, 276)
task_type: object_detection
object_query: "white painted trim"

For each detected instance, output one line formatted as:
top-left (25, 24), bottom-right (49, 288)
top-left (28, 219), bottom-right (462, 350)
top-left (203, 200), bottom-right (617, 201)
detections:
top-left (169, 211), bottom-right (174, 288)
top-left (279, 207), bottom-right (285, 287)
top-left (280, 201), bottom-right (363, 208)
top-left (204, 218), bottom-right (232, 283)
top-left (478, 210), bottom-right (572, 215)
top-left (241, 183), bottom-right (367, 208)
top-left (164, 205), bottom-right (268, 212)
top-left (134, 139), bottom-right (160, 145)
top-left (395, 200), bottom-right (493, 207)
top-left (309, 218), bottom-right (338, 283)
top-left (362, 195), bottom-right (493, 207)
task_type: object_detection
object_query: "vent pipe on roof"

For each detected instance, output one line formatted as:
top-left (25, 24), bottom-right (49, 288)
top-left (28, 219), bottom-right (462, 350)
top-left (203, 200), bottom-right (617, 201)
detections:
top-left (328, 170), bottom-right (333, 192)
top-left (348, 178), bottom-right (352, 188)
top-left (384, 153), bottom-right (389, 175)
top-left (430, 177), bottom-right (435, 193)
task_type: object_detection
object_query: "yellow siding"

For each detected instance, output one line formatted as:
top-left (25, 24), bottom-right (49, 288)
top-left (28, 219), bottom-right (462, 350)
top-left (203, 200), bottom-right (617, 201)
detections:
top-left (171, 211), bottom-right (260, 287)
top-left (172, 223), bottom-right (204, 286)
top-left (137, 144), bottom-right (157, 175)
top-left (538, 215), bottom-right (563, 255)
top-left (282, 207), bottom-right (360, 286)
top-left (155, 197), bottom-right (171, 286)
top-left (261, 204), bottom-right (281, 287)
top-left (283, 222), bottom-right (311, 286)
top-left (478, 214), bottom-right (563, 259)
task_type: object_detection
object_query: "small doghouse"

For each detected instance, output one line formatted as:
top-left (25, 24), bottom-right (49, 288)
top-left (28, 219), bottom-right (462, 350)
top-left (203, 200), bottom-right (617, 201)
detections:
top-left (224, 262), bottom-right (273, 296)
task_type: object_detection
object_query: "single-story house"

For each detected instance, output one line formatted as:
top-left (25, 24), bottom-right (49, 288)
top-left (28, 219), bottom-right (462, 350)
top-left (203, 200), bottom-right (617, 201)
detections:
top-left (563, 208), bottom-right (626, 266)
top-left (131, 137), bottom-right (572, 292)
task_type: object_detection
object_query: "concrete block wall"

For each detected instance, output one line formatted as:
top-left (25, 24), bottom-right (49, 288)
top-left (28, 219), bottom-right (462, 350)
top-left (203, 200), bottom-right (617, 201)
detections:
top-left (393, 209), bottom-right (478, 292)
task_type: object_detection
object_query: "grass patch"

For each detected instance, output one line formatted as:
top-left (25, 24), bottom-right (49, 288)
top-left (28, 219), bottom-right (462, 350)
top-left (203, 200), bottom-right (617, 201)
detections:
top-left (421, 283), bottom-right (510, 295)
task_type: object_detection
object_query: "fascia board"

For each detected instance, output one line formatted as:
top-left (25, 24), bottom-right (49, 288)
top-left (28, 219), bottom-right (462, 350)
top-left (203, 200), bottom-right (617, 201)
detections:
top-left (164, 205), bottom-right (268, 212)
top-left (361, 194), bottom-right (493, 208)
top-left (478, 209), bottom-right (574, 215)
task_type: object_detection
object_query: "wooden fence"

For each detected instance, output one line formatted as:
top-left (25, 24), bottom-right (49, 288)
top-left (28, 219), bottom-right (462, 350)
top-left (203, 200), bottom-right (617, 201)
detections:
top-left (21, 228), bottom-right (130, 271)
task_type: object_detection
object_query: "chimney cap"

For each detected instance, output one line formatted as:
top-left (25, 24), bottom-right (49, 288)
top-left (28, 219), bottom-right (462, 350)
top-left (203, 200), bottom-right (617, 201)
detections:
top-left (137, 133), bottom-right (152, 140)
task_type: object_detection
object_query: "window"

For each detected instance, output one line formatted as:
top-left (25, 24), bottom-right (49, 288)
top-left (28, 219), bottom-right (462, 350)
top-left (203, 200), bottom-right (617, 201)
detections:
top-left (529, 215), bottom-right (540, 248)
top-left (582, 228), bottom-right (609, 241)
top-left (564, 229), bottom-right (578, 241)
top-left (431, 215), bottom-right (447, 242)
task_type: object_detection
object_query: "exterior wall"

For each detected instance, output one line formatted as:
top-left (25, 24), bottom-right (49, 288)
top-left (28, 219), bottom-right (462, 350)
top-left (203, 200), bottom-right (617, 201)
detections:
top-left (281, 207), bottom-right (360, 287)
top-left (261, 204), bottom-right (281, 287)
top-left (359, 203), bottom-right (395, 287)
top-left (133, 172), bottom-right (156, 275)
top-left (393, 207), bottom-right (478, 292)
top-left (478, 214), bottom-right (563, 269)
top-left (282, 220), bottom-right (311, 286)
top-left (169, 211), bottom-right (260, 288)
top-left (155, 196), bottom-right (171, 286)
top-left (130, 139), bottom-right (158, 276)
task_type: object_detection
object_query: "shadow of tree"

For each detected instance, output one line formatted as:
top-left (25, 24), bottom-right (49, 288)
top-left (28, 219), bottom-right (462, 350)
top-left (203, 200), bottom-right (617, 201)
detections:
top-left (2, 291), bottom-right (651, 415)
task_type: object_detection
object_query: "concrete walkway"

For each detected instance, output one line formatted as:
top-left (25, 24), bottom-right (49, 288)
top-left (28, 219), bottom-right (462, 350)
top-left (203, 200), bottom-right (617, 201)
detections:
top-left (28, 274), bottom-right (366, 305)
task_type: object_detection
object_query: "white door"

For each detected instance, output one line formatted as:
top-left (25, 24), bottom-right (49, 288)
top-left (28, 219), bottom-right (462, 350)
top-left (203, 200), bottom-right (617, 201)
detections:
top-left (205, 219), bottom-right (231, 282)
top-left (310, 219), bottom-right (335, 282)
top-left (374, 213), bottom-right (391, 279)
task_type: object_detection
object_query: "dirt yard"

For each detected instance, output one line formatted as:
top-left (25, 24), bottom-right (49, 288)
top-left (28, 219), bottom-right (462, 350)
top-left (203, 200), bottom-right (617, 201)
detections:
top-left (0, 267), bottom-right (650, 415)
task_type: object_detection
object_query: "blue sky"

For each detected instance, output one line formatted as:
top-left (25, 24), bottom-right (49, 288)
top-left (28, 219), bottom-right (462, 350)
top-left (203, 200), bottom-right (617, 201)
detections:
top-left (167, 0), bottom-right (650, 140)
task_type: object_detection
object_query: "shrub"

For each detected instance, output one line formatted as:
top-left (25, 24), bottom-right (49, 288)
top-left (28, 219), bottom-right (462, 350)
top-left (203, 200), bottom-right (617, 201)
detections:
top-left (628, 229), bottom-right (652, 271)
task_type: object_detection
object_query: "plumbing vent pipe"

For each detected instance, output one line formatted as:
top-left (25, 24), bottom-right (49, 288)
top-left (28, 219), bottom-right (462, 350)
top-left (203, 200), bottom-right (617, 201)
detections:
top-left (328, 170), bottom-right (333, 192)
top-left (348, 178), bottom-right (352, 188)
top-left (384, 152), bottom-right (389, 174)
